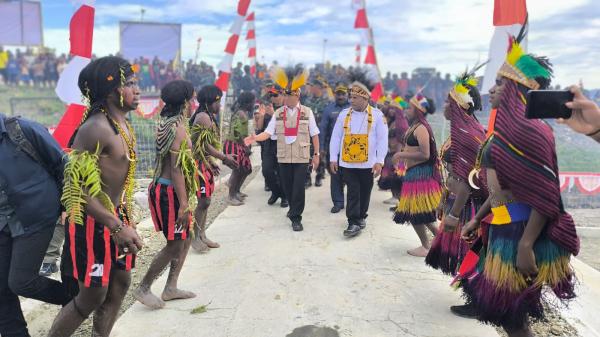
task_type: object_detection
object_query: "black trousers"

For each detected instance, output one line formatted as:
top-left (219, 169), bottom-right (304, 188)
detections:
top-left (341, 168), bottom-right (374, 224)
top-left (279, 163), bottom-right (308, 222)
top-left (0, 226), bottom-right (71, 337)
top-left (327, 155), bottom-right (345, 208)
top-left (261, 140), bottom-right (283, 198)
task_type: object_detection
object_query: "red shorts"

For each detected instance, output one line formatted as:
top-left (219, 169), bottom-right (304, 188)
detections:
top-left (63, 206), bottom-right (136, 288)
top-left (197, 162), bottom-right (215, 199)
top-left (148, 179), bottom-right (191, 241)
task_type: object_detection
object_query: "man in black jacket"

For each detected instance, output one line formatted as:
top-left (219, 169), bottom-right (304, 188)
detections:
top-left (0, 113), bottom-right (71, 337)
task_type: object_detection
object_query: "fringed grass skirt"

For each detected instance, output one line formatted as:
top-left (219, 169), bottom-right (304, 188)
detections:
top-left (393, 163), bottom-right (442, 225)
top-left (425, 195), bottom-right (480, 275)
top-left (223, 140), bottom-right (252, 172)
top-left (462, 203), bottom-right (576, 330)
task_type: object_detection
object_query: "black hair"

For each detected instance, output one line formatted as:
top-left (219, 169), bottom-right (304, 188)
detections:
top-left (531, 55), bottom-right (553, 90)
top-left (159, 80), bottom-right (194, 118)
top-left (233, 92), bottom-right (256, 113)
top-left (424, 97), bottom-right (436, 115)
top-left (190, 84), bottom-right (222, 127)
top-left (77, 56), bottom-right (134, 119)
top-left (466, 85), bottom-right (482, 114)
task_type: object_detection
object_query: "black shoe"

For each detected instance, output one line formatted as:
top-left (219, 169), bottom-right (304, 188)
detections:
top-left (358, 219), bottom-right (367, 229)
top-left (280, 198), bottom-right (289, 208)
top-left (315, 179), bottom-right (323, 187)
top-left (331, 205), bottom-right (343, 213)
top-left (305, 179), bottom-right (312, 189)
top-left (39, 262), bottom-right (58, 277)
top-left (292, 220), bottom-right (303, 232)
top-left (343, 224), bottom-right (362, 237)
top-left (267, 194), bottom-right (279, 205)
top-left (450, 303), bottom-right (478, 319)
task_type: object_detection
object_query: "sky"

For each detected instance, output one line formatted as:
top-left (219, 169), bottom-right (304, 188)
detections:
top-left (35, 0), bottom-right (600, 88)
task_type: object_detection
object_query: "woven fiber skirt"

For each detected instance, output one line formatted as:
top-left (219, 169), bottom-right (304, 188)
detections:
top-left (393, 163), bottom-right (442, 225)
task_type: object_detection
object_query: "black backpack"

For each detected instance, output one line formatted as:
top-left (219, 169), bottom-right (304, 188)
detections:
top-left (4, 116), bottom-right (51, 174)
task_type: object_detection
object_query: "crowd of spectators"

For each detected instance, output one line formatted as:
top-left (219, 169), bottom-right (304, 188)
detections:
top-left (0, 47), bottom-right (66, 88)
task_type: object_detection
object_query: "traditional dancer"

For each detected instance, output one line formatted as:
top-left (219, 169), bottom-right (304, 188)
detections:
top-left (424, 67), bottom-right (486, 318)
top-left (134, 80), bottom-right (199, 309)
top-left (379, 96), bottom-right (409, 208)
top-left (329, 70), bottom-right (388, 237)
top-left (320, 83), bottom-right (351, 213)
top-left (460, 30), bottom-right (579, 337)
top-left (49, 56), bottom-right (143, 337)
top-left (255, 83), bottom-right (288, 207)
top-left (224, 92), bottom-right (255, 206)
top-left (392, 94), bottom-right (442, 257)
top-left (245, 67), bottom-right (320, 231)
top-left (190, 84), bottom-right (238, 252)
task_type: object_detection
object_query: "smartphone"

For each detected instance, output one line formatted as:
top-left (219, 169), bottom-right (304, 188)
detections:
top-left (526, 90), bottom-right (574, 119)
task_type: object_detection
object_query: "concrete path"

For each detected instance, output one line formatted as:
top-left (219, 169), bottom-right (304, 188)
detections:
top-left (112, 171), bottom-right (498, 337)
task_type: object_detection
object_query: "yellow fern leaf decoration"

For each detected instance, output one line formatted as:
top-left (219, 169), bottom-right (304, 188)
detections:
top-left (176, 141), bottom-right (200, 212)
top-left (291, 69), bottom-right (309, 91)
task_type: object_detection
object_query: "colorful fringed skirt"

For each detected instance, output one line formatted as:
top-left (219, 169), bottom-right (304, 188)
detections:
top-left (393, 163), bottom-right (442, 225)
top-left (223, 140), bottom-right (252, 172)
top-left (462, 202), bottom-right (576, 330)
top-left (425, 194), bottom-right (480, 275)
top-left (378, 154), bottom-right (406, 191)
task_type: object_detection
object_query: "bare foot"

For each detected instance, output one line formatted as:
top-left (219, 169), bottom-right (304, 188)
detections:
top-left (228, 197), bottom-right (244, 206)
top-left (161, 288), bottom-right (197, 301)
top-left (202, 236), bottom-right (220, 248)
top-left (192, 237), bottom-right (209, 253)
top-left (237, 192), bottom-right (248, 198)
top-left (407, 246), bottom-right (429, 257)
top-left (133, 287), bottom-right (165, 309)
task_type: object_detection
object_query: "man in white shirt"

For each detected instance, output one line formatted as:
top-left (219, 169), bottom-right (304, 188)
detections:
top-left (329, 80), bottom-right (388, 237)
top-left (245, 67), bottom-right (320, 231)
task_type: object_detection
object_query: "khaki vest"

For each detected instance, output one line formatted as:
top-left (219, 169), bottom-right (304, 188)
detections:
top-left (274, 105), bottom-right (312, 164)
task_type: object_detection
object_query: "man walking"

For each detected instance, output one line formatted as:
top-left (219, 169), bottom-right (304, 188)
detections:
top-left (329, 75), bottom-right (388, 238)
top-left (320, 84), bottom-right (350, 213)
top-left (246, 67), bottom-right (320, 231)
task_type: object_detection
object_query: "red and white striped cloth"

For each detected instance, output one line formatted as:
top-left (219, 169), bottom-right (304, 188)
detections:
top-left (215, 0), bottom-right (252, 92)
top-left (481, 0), bottom-right (528, 93)
top-left (53, 0), bottom-right (95, 148)
top-left (353, 0), bottom-right (383, 101)
top-left (246, 12), bottom-right (257, 76)
top-left (355, 44), bottom-right (361, 65)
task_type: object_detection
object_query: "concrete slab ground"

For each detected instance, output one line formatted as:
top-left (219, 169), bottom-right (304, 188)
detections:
top-left (112, 172), bottom-right (499, 337)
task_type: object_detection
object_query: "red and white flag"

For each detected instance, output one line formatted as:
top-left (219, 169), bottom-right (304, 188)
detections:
top-left (246, 12), bottom-right (257, 76)
top-left (215, 0), bottom-right (251, 92)
top-left (481, 0), bottom-right (527, 93)
top-left (353, 0), bottom-right (383, 101)
top-left (53, 0), bottom-right (95, 148)
top-left (355, 44), bottom-right (361, 65)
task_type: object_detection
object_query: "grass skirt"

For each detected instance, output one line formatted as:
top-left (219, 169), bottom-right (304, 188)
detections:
top-left (462, 216), bottom-right (576, 330)
top-left (393, 163), bottom-right (442, 225)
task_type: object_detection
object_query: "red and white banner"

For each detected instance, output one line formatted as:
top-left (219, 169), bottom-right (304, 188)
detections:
top-left (53, 0), bottom-right (95, 148)
top-left (353, 0), bottom-right (383, 101)
top-left (246, 12), bottom-right (257, 76)
top-left (560, 172), bottom-right (600, 196)
top-left (215, 0), bottom-right (252, 92)
top-left (481, 0), bottom-right (528, 94)
top-left (355, 44), bottom-right (361, 65)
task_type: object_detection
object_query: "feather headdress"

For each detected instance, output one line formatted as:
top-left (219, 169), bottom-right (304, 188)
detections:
top-left (409, 94), bottom-right (430, 113)
top-left (390, 96), bottom-right (408, 110)
top-left (347, 67), bottom-right (375, 100)
top-left (270, 66), bottom-right (309, 96)
top-left (498, 14), bottom-right (553, 90)
top-left (449, 60), bottom-right (488, 110)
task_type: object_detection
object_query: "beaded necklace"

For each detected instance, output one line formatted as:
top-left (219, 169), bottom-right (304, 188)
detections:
top-left (105, 111), bottom-right (137, 225)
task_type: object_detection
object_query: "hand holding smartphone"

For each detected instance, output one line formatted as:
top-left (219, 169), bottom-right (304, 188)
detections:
top-left (526, 90), bottom-right (574, 119)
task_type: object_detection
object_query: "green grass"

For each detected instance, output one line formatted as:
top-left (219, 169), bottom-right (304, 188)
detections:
top-left (0, 86), bottom-right (64, 126)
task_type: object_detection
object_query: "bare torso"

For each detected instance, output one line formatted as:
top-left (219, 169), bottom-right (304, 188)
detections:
top-left (159, 122), bottom-right (192, 180)
top-left (486, 168), bottom-right (516, 207)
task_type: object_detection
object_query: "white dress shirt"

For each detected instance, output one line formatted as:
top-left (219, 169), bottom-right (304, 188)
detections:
top-left (329, 106), bottom-right (389, 169)
top-left (264, 104), bottom-right (320, 143)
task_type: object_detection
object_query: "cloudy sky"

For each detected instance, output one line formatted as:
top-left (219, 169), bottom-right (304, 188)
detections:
top-left (39, 0), bottom-right (600, 88)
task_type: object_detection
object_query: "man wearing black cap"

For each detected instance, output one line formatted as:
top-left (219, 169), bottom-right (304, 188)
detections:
top-left (320, 84), bottom-right (350, 213)
top-left (303, 78), bottom-right (331, 188)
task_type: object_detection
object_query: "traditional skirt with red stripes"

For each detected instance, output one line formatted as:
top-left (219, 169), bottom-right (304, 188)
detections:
top-left (148, 178), bottom-right (191, 241)
top-left (223, 140), bottom-right (252, 172)
top-left (63, 205), bottom-right (136, 288)
top-left (197, 162), bottom-right (215, 199)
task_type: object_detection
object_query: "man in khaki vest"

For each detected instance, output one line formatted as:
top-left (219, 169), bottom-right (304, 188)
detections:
top-left (246, 67), bottom-right (320, 231)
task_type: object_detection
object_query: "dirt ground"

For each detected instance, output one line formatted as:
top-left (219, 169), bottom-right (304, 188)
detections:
top-left (25, 175), bottom-right (245, 337)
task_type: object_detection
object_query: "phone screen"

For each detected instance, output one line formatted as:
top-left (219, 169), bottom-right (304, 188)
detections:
top-left (526, 90), bottom-right (574, 119)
